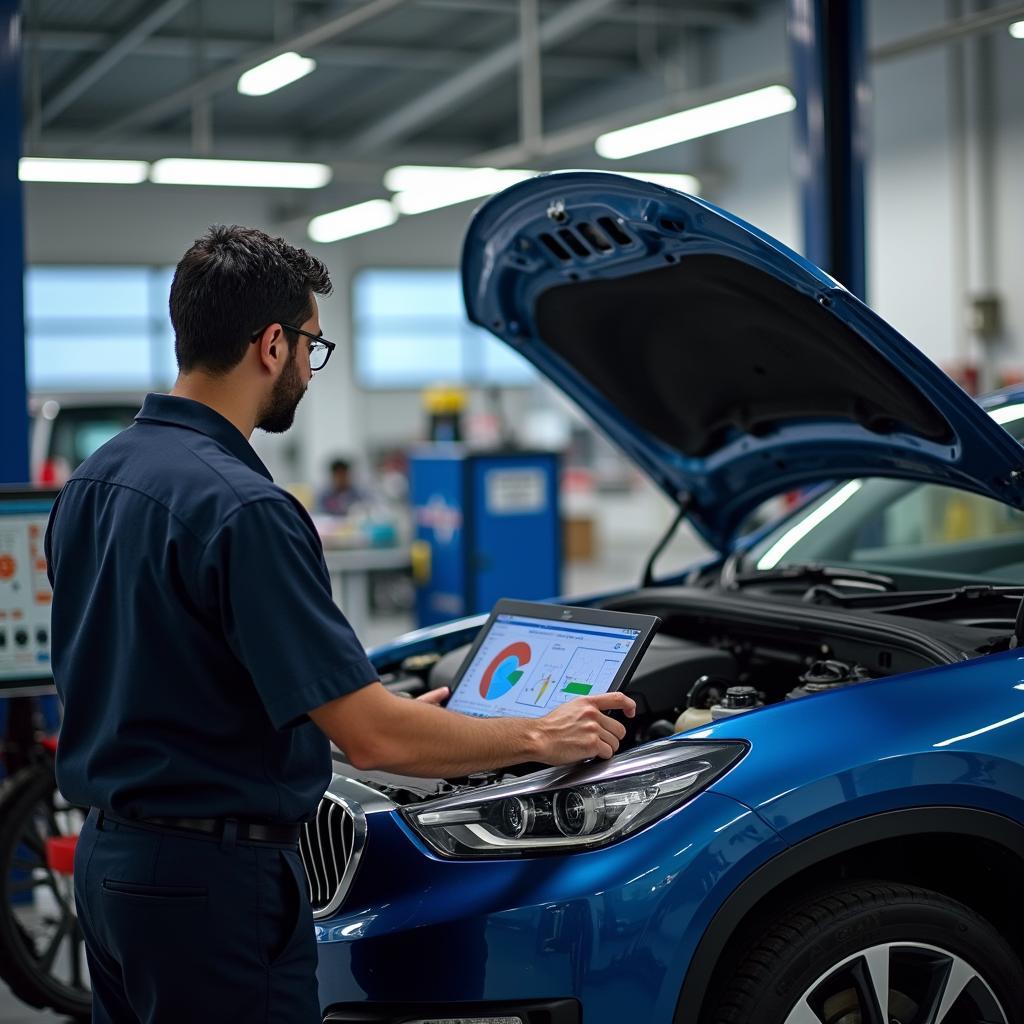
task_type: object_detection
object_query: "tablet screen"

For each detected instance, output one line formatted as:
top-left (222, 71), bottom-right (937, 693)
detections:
top-left (446, 610), bottom-right (644, 719)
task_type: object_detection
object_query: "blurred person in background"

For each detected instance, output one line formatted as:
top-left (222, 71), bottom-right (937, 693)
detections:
top-left (317, 456), bottom-right (366, 516)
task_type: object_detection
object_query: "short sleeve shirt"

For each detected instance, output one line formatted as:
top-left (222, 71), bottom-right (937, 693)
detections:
top-left (44, 393), bottom-right (378, 822)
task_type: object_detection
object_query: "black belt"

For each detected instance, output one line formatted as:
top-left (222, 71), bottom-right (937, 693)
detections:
top-left (100, 811), bottom-right (300, 845)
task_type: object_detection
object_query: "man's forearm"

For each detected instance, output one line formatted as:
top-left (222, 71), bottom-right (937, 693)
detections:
top-left (313, 684), bottom-right (543, 776)
top-left (347, 699), bottom-right (543, 776)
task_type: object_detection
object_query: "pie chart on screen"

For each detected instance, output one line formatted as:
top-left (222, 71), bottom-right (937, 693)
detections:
top-left (480, 642), bottom-right (531, 700)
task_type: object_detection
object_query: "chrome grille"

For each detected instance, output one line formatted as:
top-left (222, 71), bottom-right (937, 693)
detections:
top-left (298, 791), bottom-right (366, 919)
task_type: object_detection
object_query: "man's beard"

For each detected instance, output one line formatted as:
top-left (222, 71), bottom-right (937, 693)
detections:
top-left (256, 347), bottom-right (306, 434)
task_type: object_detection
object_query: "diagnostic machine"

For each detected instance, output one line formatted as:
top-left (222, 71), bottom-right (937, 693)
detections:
top-left (0, 488), bottom-right (59, 696)
top-left (445, 598), bottom-right (660, 719)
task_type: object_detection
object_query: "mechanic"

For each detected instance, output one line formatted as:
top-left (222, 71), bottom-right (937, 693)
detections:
top-left (44, 225), bottom-right (635, 1024)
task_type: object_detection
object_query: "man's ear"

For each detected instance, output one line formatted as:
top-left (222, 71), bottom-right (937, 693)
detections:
top-left (257, 324), bottom-right (284, 370)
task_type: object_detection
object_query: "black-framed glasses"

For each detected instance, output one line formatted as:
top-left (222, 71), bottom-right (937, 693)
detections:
top-left (250, 322), bottom-right (336, 372)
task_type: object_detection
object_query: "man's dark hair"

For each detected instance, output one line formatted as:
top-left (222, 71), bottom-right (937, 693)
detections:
top-left (170, 225), bottom-right (332, 374)
top-left (330, 458), bottom-right (351, 474)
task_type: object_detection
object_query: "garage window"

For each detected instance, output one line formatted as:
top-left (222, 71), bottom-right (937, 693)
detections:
top-left (26, 266), bottom-right (177, 392)
top-left (353, 268), bottom-right (535, 389)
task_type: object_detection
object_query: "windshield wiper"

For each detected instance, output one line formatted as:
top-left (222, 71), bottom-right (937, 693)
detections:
top-left (727, 563), bottom-right (898, 593)
top-left (803, 582), bottom-right (1024, 617)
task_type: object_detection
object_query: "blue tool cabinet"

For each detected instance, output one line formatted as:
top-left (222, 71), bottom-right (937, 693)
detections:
top-left (410, 448), bottom-right (561, 627)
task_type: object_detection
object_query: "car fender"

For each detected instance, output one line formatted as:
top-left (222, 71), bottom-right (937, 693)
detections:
top-left (673, 806), bottom-right (1024, 1023)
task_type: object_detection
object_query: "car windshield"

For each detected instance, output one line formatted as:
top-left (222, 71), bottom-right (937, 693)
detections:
top-left (742, 405), bottom-right (1024, 587)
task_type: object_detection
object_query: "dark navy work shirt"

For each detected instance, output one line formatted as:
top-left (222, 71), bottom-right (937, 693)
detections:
top-left (44, 394), bottom-right (378, 822)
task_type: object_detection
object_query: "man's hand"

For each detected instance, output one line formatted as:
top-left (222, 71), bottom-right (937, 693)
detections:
top-left (531, 692), bottom-right (636, 764)
top-left (416, 687), bottom-right (449, 705)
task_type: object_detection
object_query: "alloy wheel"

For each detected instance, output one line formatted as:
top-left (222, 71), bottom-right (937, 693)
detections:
top-left (784, 942), bottom-right (1007, 1024)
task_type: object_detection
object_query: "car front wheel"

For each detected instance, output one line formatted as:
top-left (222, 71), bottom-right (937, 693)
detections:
top-left (711, 881), bottom-right (1024, 1024)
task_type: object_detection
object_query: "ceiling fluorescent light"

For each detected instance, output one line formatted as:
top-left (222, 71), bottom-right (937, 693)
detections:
top-left (19, 157), bottom-right (149, 184)
top-left (308, 199), bottom-right (397, 243)
top-left (382, 165), bottom-right (486, 192)
top-left (595, 85), bottom-right (797, 159)
top-left (150, 158), bottom-right (331, 189)
top-left (1010, 20), bottom-right (1024, 37)
top-left (385, 165), bottom-right (534, 215)
top-left (238, 52), bottom-right (317, 96)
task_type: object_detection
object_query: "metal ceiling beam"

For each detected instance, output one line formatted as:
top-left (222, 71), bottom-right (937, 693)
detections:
top-left (871, 0), bottom-right (1024, 61)
top-left (347, 0), bottom-right (622, 154)
top-left (473, 70), bottom-right (784, 168)
top-left (475, 0), bottom-right (1024, 167)
top-left (33, 0), bottom-right (191, 131)
top-left (519, 0), bottom-right (542, 148)
top-left (30, 29), bottom-right (632, 78)
top-left (90, 0), bottom-right (412, 143)
top-left (415, 0), bottom-right (752, 27)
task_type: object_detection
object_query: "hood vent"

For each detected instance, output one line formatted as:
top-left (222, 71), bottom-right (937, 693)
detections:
top-left (538, 217), bottom-right (635, 264)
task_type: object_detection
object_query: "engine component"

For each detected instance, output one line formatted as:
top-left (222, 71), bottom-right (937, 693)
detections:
top-left (685, 674), bottom-right (730, 710)
top-left (710, 685), bottom-right (765, 720)
top-left (644, 719), bottom-right (681, 740)
top-left (786, 658), bottom-right (871, 701)
top-left (382, 673), bottom-right (428, 697)
top-left (628, 637), bottom-right (737, 716)
top-left (676, 706), bottom-right (714, 731)
top-left (675, 674), bottom-right (733, 732)
top-left (400, 652), bottom-right (441, 677)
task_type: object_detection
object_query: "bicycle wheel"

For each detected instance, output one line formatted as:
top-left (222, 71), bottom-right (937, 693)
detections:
top-left (0, 763), bottom-right (91, 1020)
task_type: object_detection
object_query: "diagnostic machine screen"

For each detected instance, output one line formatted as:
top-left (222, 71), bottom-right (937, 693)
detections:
top-left (447, 612), bottom-right (641, 719)
top-left (0, 493), bottom-right (56, 689)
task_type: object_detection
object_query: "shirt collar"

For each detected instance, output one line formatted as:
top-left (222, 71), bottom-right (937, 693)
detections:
top-left (135, 393), bottom-right (273, 481)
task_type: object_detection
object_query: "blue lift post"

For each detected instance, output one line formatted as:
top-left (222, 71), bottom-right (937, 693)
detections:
top-left (0, 0), bottom-right (28, 484)
top-left (788, 0), bottom-right (868, 301)
top-left (0, 2), bottom-right (49, 789)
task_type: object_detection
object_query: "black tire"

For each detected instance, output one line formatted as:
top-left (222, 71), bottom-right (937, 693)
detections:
top-left (711, 880), bottom-right (1024, 1024)
top-left (0, 764), bottom-right (91, 1021)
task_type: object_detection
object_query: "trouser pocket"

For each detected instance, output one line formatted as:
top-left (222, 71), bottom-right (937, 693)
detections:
top-left (261, 849), bottom-right (313, 967)
top-left (101, 879), bottom-right (208, 903)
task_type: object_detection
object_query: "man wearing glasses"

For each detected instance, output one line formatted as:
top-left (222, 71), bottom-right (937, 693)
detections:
top-left (45, 224), bottom-right (634, 1023)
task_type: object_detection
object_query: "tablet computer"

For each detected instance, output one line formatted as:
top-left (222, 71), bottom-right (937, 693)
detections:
top-left (444, 598), bottom-right (660, 719)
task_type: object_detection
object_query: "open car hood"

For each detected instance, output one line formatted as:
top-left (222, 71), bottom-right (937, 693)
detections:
top-left (461, 172), bottom-right (1024, 551)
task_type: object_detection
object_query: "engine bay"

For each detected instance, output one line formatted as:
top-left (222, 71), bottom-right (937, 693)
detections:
top-left (341, 584), bottom-right (1009, 806)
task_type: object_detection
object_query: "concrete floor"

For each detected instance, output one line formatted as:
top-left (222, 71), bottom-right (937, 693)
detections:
top-left (0, 992), bottom-right (66, 1024)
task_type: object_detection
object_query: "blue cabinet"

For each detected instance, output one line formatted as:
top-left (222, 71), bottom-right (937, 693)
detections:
top-left (410, 448), bottom-right (561, 627)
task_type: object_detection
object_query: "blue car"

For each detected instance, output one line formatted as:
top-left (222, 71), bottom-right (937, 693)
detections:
top-left (301, 173), bottom-right (1024, 1024)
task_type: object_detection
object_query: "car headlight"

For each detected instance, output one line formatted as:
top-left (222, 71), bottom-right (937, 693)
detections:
top-left (402, 739), bottom-right (746, 857)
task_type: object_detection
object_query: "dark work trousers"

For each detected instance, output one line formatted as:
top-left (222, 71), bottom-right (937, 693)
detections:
top-left (74, 808), bottom-right (321, 1023)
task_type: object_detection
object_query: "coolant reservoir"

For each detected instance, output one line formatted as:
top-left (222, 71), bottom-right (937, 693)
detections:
top-left (675, 706), bottom-right (714, 732)
top-left (710, 686), bottom-right (764, 720)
